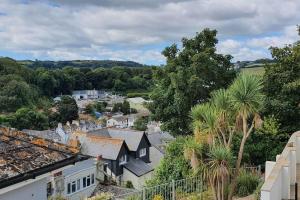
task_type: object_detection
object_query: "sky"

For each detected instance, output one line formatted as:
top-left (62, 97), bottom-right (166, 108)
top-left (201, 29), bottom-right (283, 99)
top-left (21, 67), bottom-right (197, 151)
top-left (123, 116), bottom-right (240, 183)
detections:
top-left (0, 0), bottom-right (299, 65)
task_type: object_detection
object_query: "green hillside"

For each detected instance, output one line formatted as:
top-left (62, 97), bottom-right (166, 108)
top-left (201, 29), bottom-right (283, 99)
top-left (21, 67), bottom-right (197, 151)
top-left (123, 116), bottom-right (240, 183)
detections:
top-left (17, 59), bottom-right (149, 69)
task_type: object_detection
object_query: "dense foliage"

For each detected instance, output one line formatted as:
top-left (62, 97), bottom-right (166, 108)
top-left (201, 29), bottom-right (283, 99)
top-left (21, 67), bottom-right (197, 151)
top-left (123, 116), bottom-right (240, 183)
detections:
top-left (20, 59), bottom-right (147, 69)
top-left (263, 40), bottom-right (300, 133)
top-left (149, 29), bottom-right (236, 135)
top-left (235, 169), bottom-right (261, 197)
top-left (133, 117), bottom-right (148, 131)
top-left (57, 96), bottom-right (79, 124)
top-left (147, 137), bottom-right (191, 186)
top-left (0, 57), bottom-right (154, 113)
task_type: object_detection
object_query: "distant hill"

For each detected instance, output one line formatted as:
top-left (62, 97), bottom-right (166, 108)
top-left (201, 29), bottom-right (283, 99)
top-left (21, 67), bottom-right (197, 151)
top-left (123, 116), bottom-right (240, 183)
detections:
top-left (17, 59), bottom-right (149, 69)
top-left (235, 58), bottom-right (274, 76)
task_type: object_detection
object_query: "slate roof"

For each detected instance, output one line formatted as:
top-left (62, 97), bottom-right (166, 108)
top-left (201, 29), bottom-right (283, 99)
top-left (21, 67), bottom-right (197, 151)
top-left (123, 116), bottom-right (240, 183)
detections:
top-left (147, 131), bottom-right (175, 153)
top-left (22, 129), bottom-right (62, 142)
top-left (0, 127), bottom-right (88, 189)
top-left (124, 159), bottom-right (154, 177)
top-left (77, 133), bottom-right (125, 160)
top-left (88, 128), bottom-right (146, 151)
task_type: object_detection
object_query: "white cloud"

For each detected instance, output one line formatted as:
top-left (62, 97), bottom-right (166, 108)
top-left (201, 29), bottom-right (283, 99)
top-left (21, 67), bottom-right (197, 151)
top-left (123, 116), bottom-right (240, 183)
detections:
top-left (0, 0), bottom-right (299, 63)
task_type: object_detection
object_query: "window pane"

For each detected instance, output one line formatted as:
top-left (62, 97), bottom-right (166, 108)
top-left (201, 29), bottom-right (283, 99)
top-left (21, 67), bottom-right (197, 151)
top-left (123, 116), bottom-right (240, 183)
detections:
top-left (92, 174), bottom-right (95, 184)
top-left (83, 177), bottom-right (87, 188)
top-left (67, 183), bottom-right (71, 194)
top-left (87, 175), bottom-right (91, 186)
top-left (72, 181), bottom-right (76, 193)
top-left (77, 179), bottom-right (80, 190)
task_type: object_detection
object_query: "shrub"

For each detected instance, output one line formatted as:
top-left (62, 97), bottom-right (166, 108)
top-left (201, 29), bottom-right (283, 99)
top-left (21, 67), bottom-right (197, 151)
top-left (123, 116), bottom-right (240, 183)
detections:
top-left (153, 195), bottom-right (164, 200)
top-left (254, 182), bottom-right (263, 200)
top-left (235, 169), bottom-right (261, 197)
top-left (125, 181), bottom-right (134, 188)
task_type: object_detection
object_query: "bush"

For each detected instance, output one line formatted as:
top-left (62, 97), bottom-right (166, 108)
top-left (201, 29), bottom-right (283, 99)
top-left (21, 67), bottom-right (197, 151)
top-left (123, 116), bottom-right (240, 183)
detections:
top-left (235, 169), bottom-right (261, 197)
top-left (127, 92), bottom-right (149, 100)
top-left (153, 195), bottom-right (164, 200)
top-left (125, 181), bottom-right (134, 188)
top-left (254, 182), bottom-right (263, 200)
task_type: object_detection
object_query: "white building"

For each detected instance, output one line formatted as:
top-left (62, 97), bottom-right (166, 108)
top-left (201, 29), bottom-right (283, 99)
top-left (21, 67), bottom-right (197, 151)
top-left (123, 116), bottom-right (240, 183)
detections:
top-left (72, 90), bottom-right (106, 100)
top-left (261, 131), bottom-right (300, 200)
top-left (106, 115), bottom-right (137, 128)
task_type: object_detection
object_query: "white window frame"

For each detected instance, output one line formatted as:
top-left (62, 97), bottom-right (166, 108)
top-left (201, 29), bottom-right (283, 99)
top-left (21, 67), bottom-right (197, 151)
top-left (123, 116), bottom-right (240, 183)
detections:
top-left (139, 148), bottom-right (147, 157)
top-left (66, 173), bottom-right (96, 196)
top-left (119, 154), bottom-right (127, 165)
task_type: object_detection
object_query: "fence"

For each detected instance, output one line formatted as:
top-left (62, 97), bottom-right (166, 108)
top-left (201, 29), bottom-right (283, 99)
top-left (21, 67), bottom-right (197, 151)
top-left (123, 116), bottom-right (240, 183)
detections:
top-left (113, 166), bottom-right (261, 200)
top-left (113, 176), bottom-right (205, 200)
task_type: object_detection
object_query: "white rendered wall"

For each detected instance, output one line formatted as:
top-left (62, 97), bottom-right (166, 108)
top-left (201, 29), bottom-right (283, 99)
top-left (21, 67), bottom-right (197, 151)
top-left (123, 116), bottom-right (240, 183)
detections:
top-left (0, 177), bottom-right (48, 200)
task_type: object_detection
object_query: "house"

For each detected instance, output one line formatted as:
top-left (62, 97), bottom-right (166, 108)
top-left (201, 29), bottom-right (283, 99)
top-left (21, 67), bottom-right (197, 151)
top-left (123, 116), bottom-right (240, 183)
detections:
top-left (106, 115), bottom-right (137, 128)
top-left (72, 90), bottom-right (106, 100)
top-left (0, 127), bottom-right (97, 200)
top-left (72, 128), bottom-right (153, 189)
top-left (147, 131), bottom-right (175, 167)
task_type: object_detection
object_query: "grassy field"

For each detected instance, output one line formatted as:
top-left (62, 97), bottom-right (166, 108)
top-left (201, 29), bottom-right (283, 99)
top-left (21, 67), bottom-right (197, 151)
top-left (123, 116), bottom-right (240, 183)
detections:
top-left (240, 66), bottom-right (265, 76)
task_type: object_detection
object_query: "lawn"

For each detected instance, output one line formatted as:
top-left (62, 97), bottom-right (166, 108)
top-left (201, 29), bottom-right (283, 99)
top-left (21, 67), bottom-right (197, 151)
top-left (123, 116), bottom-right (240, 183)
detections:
top-left (240, 66), bottom-right (265, 76)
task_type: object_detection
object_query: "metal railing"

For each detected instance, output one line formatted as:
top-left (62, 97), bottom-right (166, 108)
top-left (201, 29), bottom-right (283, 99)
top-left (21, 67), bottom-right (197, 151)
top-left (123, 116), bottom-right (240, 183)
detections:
top-left (113, 176), bottom-right (205, 200)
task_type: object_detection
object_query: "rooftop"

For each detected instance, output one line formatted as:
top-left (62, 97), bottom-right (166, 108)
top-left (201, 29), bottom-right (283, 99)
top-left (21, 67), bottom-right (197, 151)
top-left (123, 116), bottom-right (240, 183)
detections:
top-left (74, 131), bottom-right (126, 160)
top-left (124, 159), bottom-right (154, 177)
top-left (87, 128), bottom-right (146, 151)
top-left (0, 127), bottom-right (87, 189)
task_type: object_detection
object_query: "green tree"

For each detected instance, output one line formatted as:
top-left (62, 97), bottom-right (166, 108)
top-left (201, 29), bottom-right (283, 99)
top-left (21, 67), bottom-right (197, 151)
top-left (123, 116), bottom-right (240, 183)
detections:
top-left (190, 74), bottom-right (264, 200)
top-left (147, 137), bottom-right (191, 186)
top-left (263, 33), bottom-right (300, 133)
top-left (57, 96), bottom-right (79, 124)
top-left (9, 107), bottom-right (49, 130)
top-left (149, 29), bottom-right (236, 135)
top-left (133, 117), bottom-right (148, 131)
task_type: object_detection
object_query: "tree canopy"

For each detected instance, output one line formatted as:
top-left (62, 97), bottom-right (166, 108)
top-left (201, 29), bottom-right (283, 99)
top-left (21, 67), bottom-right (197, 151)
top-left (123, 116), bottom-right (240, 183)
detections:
top-left (263, 38), bottom-right (300, 133)
top-left (149, 29), bottom-right (236, 135)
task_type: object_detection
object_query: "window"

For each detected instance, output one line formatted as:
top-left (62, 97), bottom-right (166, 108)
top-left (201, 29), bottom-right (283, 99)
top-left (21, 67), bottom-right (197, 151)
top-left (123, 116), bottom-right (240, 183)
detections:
top-left (139, 148), bottom-right (147, 157)
top-left (71, 181), bottom-right (76, 193)
top-left (47, 182), bottom-right (52, 197)
top-left (67, 183), bottom-right (71, 194)
top-left (83, 177), bottom-right (87, 188)
top-left (77, 179), bottom-right (80, 190)
top-left (91, 174), bottom-right (95, 184)
top-left (119, 154), bottom-right (127, 165)
top-left (87, 175), bottom-right (91, 187)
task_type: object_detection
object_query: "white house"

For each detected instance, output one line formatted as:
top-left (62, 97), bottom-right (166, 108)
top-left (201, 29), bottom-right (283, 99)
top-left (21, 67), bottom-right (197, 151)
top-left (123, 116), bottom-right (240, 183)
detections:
top-left (72, 90), bottom-right (106, 100)
top-left (0, 127), bottom-right (100, 200)
top-left (106, 115), bottom-right (137, 128)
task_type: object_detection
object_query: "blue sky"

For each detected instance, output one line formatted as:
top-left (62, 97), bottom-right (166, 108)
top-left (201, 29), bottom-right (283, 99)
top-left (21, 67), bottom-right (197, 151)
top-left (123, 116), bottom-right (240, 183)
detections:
top-left (0, 0), bottom-right (299, 65)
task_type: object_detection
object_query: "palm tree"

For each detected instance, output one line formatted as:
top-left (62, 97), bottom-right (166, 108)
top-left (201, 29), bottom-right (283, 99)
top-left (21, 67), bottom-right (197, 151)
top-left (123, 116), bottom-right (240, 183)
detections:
top-left (207, 145), bottom-right (233, 200)
top-left (183, 137), bottom-right (203, 171)
top-left (227, 74), bottom-right (264, 200)
top-left (191, 102), bottom-right (220, 145)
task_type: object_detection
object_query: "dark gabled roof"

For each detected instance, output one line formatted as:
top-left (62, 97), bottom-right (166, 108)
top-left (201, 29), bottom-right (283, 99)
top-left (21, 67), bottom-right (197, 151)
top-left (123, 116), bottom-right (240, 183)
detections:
top-left (88, 128), bottom-right (150, 152)
top-left (76, 132), bottom-right (128, 160)
top-left (124, 159), bottom-right (154, 177)
top-left (147, 131), bottom-right (175, 153)
top-left (0, 127), bottom-right (89, 189)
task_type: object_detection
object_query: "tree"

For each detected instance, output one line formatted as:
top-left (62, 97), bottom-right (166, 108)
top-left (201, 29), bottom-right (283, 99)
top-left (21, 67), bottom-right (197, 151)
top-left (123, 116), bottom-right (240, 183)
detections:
top-left (147, 137), bottom-right (191, 186)
top-left (133, 117), bottom-right (148, 131)
top-left (57, 96), bottom-right (79, 124)
top-left (263, 33), bottom-right (300, 133)
top-left (189, 73), bottom-right (264, 200)
top-left (149, 29), bottom-right (236, 135)
top-left (227, 74), bottom-right (264, 200)
top-left (9, 107), bottom-right (49, 130)
top-left (112, 101), bottom-right (131, 115)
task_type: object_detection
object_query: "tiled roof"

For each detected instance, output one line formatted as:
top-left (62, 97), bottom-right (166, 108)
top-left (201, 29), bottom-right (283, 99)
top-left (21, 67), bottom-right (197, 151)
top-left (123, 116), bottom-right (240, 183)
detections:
top-left (22, 129), bottom-right (62, 142)
top-left (147, 131), bottom-right (175, 153)
top-left (0, 127), bottom-right (87, 188)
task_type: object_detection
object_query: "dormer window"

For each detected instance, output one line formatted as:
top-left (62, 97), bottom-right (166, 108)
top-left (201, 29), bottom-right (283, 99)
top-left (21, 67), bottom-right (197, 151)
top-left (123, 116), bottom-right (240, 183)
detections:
top-left (139, 148), bottom-right (147, 157)
top-left (119, 154), bottom-right (127, 165)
